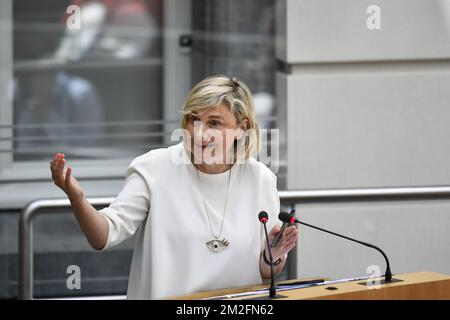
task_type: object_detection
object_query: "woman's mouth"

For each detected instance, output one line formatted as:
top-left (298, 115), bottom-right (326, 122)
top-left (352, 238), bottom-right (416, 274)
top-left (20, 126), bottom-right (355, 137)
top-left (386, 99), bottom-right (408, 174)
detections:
top-left (194, 143), bottom-right (209, 151)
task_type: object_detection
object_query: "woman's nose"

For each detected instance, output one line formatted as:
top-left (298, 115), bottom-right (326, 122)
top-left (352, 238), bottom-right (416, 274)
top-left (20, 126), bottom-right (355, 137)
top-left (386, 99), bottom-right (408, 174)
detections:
top-left (192, 121), bottom-right (217, 144)
top-left (193, 122), bottom-right (205, 143)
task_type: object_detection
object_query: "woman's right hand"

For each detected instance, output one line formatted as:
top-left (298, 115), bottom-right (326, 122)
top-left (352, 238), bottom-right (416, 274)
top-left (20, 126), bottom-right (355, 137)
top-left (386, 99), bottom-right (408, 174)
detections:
top-left (50, 153), bottom-right (85, 201)
top-left (50, 153), bottom-right (108, 251)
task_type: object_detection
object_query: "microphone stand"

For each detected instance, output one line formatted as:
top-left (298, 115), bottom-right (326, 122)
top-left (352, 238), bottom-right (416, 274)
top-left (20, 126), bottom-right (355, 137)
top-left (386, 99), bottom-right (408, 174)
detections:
top-left (256, 211), bottom-right (287, 300)
top-left (262, 222), bottom-right (277, 297)
top-left (281, 213), bottom-right (398, 284)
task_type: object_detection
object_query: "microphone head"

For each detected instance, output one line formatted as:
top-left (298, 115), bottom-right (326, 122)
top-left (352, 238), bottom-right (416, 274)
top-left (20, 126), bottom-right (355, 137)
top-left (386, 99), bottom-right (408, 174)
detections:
top-left (258, 211), bottom-right (269, 223)
top-left (278, 212), bottom-right (294, 223)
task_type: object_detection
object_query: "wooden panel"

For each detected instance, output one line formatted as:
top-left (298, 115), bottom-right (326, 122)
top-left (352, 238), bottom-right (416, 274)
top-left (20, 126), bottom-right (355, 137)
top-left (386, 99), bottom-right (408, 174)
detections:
top-left (165, 276), bottom-right (327, 300)
top-left (170, 272), bottom-right (450, 300)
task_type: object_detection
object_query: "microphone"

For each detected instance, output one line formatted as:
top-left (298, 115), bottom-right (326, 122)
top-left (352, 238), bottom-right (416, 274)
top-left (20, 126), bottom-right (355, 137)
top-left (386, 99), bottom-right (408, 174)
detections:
top-left (258, 211), bottom-right (277, 298)
top-left (270, 207), bottom-right (295, 248)
top-left (278, 212), bottom-right (393, 283)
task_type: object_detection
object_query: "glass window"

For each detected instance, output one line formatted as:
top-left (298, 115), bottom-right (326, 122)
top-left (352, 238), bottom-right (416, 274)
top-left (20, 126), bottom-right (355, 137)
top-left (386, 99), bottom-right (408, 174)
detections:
top-left (12, 0), bottom-right (164, 162)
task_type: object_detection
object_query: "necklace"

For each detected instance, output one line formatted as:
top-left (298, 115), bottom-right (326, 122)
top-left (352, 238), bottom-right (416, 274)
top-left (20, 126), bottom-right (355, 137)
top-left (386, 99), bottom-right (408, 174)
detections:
top-left (195, 166), bottom-right (232, 252)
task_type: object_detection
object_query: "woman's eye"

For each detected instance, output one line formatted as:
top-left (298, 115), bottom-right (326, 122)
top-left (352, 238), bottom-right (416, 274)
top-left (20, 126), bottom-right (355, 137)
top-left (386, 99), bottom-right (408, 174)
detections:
top-left (209, 121), bottom-right (221, 127)
top-left (206, 238), bottom-right (230, 252)
top-left (190, 116), bottom-right (202, 126)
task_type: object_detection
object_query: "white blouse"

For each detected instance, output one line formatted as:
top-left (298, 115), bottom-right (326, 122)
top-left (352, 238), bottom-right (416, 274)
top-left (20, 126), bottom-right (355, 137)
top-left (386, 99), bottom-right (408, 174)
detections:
top-left (98, 142), bottom-right (280, 299)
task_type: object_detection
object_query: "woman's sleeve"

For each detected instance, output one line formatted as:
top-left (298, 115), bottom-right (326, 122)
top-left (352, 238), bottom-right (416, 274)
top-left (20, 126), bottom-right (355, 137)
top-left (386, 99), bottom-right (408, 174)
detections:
top-left (260, 167), bottom-right (281, 252)
top-left (98, 171), bottom-right (150, 250)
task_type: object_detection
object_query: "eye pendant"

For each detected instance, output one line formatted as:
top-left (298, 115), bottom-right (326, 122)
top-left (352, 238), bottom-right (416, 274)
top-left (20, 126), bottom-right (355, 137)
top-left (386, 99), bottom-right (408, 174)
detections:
top-left (206, 238), bottom-right (230, 252)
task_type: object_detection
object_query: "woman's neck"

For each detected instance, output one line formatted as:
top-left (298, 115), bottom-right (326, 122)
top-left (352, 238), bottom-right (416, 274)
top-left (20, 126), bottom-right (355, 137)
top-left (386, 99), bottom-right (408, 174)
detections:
top-left (195, 163), bottom-right (232, 174)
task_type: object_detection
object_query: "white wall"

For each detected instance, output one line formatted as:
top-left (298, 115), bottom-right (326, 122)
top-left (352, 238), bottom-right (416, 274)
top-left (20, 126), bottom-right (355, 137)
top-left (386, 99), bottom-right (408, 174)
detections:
top-left (279, 0), bottom-right (450, 63)
top-left (276, 0), bottom-right (450, 280)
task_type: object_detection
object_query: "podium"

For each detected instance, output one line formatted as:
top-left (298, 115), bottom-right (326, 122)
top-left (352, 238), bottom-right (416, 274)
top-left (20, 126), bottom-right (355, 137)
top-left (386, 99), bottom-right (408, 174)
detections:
top-left (170, 271), bottom-right (450, 300)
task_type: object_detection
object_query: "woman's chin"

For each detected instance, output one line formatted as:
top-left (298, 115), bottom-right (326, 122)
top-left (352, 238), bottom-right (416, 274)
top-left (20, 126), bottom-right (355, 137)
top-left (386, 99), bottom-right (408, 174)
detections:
top-left (191, 153), bottom-right (227, 165)
top-left (192, 156), bottom-right (217, 165)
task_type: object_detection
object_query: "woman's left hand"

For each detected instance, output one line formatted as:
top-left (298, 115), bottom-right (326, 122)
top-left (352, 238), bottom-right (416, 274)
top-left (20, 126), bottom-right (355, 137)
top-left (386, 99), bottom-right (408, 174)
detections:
top-left (266, 224), bottom-right (298, 261)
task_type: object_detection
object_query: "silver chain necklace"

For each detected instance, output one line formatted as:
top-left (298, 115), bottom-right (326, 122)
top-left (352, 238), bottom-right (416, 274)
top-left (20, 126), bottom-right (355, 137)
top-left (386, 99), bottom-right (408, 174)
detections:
top-left (195, 166), bottom-right (232, 252)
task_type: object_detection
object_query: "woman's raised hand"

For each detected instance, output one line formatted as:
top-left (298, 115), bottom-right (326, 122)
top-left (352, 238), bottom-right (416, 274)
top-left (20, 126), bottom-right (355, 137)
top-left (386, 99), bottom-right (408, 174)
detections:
top-left (50, 153), bottom-right (84, 200)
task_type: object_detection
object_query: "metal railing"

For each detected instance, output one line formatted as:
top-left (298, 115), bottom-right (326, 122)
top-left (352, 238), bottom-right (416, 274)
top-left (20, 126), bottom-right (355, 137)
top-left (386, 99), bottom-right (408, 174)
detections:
top-left (18, 186), bottom-right (450, 299)
top-left (19, 197), bottom-right (114, 300)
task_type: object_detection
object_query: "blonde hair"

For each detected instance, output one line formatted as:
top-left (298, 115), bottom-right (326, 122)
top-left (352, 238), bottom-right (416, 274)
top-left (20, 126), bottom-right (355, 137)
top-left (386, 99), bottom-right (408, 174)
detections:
top-left (180, 75), bottom-right (260, 159)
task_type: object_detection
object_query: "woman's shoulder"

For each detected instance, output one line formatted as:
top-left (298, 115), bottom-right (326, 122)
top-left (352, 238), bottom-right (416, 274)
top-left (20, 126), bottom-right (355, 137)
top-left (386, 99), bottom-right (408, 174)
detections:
top-left (127, 143), bottom-right (182, 175)
top-left (243, 157), bottom-right (277, 184)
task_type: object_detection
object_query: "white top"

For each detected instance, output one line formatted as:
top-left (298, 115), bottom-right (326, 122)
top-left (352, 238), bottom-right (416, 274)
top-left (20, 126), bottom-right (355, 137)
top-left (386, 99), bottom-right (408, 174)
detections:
top-left (98, 142), bottom-right (280, 299)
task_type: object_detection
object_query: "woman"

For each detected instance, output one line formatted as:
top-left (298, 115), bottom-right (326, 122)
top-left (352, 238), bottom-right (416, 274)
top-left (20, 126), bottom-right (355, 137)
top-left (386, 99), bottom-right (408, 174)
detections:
top-left (50, 75), bottom-right (298, 299)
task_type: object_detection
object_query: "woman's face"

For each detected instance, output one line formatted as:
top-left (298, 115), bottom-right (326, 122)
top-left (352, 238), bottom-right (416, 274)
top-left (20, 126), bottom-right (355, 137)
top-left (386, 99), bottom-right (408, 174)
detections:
top-left (185, 104), bottom-right (246, 165)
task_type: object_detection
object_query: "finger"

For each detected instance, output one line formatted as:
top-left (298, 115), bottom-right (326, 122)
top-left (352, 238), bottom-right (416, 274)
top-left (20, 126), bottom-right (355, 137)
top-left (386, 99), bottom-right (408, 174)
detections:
top-left (58, 156), bottom-right (65, 169)
top-left (284, 229), bottom-right (298, 241)
top-left (285, 242), bottom-right (297, 253)
top-left (51, 153), bottom-right (61, 170)
top-left (57, 158), bottom-right (65, 179)
top-left (284, 226), bottom-right (297, 235)
top-left (281, 239), bottom-right (297, 251)
top-left (65, 166), bottom-right (72, 185)
top-left (51, 154), bottom-right (58, 166)
top-left (282, 238), bottom-right (296, 248)
top-left (280, 227), bottom-right (296, 239)
top-left (272, 229), bottom-right (295, 248)
top-left (281, 242), bottom-right (297, 254)
top-left (282, 235), bottom-right (298, 248)
top-left (51, 158), bottom-right (60, 171)
top-left (283, 231), bottom-right (297, 241)
top-left (52, 160), bottom-right (63, 183)
top-left (282, 228), bottom-right (297, 242)
top-left (282, 240), bottom-right (297, 251)
top-left (274, 243), bottom-right (296, 260)
top-left (51, 159), bottom-right (59, 175)
top-left (280, 230), bottom-right (297, 245)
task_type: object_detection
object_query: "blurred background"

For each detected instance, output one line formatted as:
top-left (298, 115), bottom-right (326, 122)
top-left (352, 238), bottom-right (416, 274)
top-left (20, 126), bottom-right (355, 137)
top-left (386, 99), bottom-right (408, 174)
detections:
top-left (0, 0), bottom-right (450, 299)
